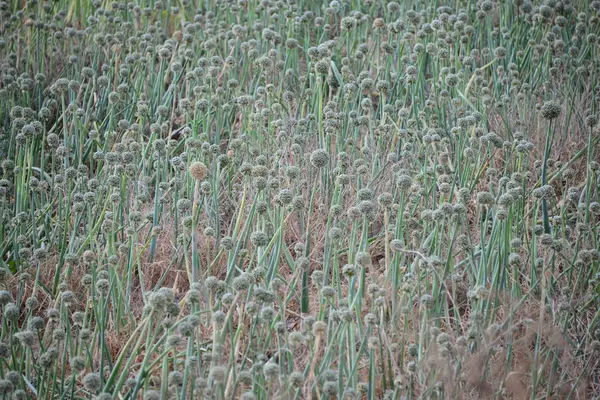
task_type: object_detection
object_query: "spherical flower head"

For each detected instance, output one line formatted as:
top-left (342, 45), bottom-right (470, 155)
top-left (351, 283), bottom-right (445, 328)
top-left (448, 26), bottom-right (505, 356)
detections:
top-left (288, 331), bottom-right (305, 348)
top-left (278, 188), bottom-right (293, 205)
top-left (343, 388), bottom-right (359, 399)
top-left (70, 356), bottom-right (86, 373)
top-left (396, 174), bottom-right (412, 190)
top-left (328, 227), bottom-right (342, 241)
top-left (260, 306), bottom-right (276, 322)
top-left (237, 370), bottom-right (253, 386)
top-left (0, 290), bottom-right (13, 305)
top-left (378, 192), bottom-right (393, 208)
top-left (364, 313), bottom-right (377, 326)
top-left (168, 371), bottom-right (183, 387)
top-left (445, 74), bottom-right (459, 87)
top-left (358, 382), bottom-right (369, 394)
top-left (312, 320), bottom-right (327, 337)
top-left (358, 200), bottom-right (375, 216)
top-left (220, 236), bottom-right (234, 250)
top-left (263, 362), bottom-right (279, 378)
top-left (0, 342), bottom-right (9, 359)
top-left (0, 379), bottom-right (13, 395)
top-left (476, 191), bottom-right (495, 206)
top-left (321, 286), bottom-right (336, 298)
top-left (176, 198), bottom-right (192, 213)
top-left (232, 273), bottom-right (251, 292)
top-left (209, 366), bottom-right (227, 383)
top-left (585, 114), bottom-right (597, 127)
top-left (481, 0), bottom-right (493, 12)
top-left (188, 161), bottom-right (208, 181)
top-left (143, 390), bottom-right (160, 400)
top-left (314, 59), bottom-right (329, 75)
top-left (341, 16), bottom-right (356, 31)
top-left (177, 320), bottom-right (194, 337)
top-left (289, 371), bottom-right (305, 387)
top-left (212, 310), bottom-right (227, 326)
top-left (540, 100), bottom-right (561, 120)
top-left (14, 330), bottom-right (35, 347)
top-left (250, 231), bottom-right (269, 247)
top-left (436, 332), bottom-right (451, 346)
top-left (323, 381), bottom-right (338, 396)
top-left (493, 46), bottom-right (507, 58)
top-left (311, 270), bottom-right (325, 285)
top-left (420, 294), bottom-right (434, 308)
top-left (83, 373), bottom-right (102, 392)
top-left (357, 188), bottom-right (374, 201)
top-left (310, 149), bottom-right (330, 169)
top-left (148, 291), bottom-right (168, 310)
top-left (186, 288), bottom-right (201, 305)
top-left (336, 174), bottom-right (350, 186)
top-left (368, 336), bottom-right (380, 349)
top-left (28, 316), bottom-right (44, 331)
top-left (376, 79), bottom-right (390, 93)
top-left (96, 279), bottom-right (110, 295)
top-left (295, 256), bottom-right (310, 271)
top-left (508, 253), bottom-right (522, 267)
top-left (342, 263), bottom-right (357, 278)
top-left (355, 251), bottom-right (371, 267)
top-left (373, 17), bottom-right (386, 28)
top-left (3, 303), bottom-right (19, 320)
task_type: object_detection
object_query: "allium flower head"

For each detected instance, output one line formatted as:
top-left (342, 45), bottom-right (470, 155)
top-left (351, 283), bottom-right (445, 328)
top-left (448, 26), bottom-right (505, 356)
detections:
top-left (82, 373), bottom-right (102, 392)
top-left (310, 149), bottom-right (329, 169)
top-left (540, 100), bottom-right (561, 120)
top-left (188, 161), bottom-right (208, 181)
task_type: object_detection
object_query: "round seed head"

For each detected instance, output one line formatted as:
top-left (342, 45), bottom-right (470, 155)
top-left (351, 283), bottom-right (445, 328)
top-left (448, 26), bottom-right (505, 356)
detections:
top-left (310, 149), bottom-right (330, 169)
top-left (82, 373), bottom-right (102, 392)
top-left (323, 381), bottom-right (338, 396)
top-left (358, 200), bottom-right (375, 216)
top-left (14, 330), bottom-right (35, 347)
top-left (263, 362), bottom-right (279, 378)
top-left (189, 161), bottom-right (208, 181)
top-left (232, 274), bottom-right (251, 292)
top-left (540, 100), bottom-right (561, 120)
top-left (289, 371), bottom-right (305, 387)
top-left (209, 366), bottom-right (227, 383)
top-left (476, 191), bottom-right (495, 205)
top-left (250, 231), bottom-right (269, 247)
top-left (312, 321), bottom-right (327, 336)
top-left (143, 390), bottom-right (160, 400)
top-left (168, 371), bottom-right (183, 387)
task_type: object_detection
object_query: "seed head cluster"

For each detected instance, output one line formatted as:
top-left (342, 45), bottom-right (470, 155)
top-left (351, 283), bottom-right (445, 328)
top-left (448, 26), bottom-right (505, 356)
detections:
top-left (0, 0), bottom-right (598, 398)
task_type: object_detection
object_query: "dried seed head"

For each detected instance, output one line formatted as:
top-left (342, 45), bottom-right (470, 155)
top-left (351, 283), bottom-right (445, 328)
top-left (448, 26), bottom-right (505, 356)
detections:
top-left (312, 321), bottom-right (327, 336)
top-left (188, 161), bottom-right (208, 181)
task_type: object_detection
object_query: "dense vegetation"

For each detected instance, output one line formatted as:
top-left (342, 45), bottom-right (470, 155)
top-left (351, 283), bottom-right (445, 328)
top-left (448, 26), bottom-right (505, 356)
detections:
top-left (0, 0), bottom-right (599, 398)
